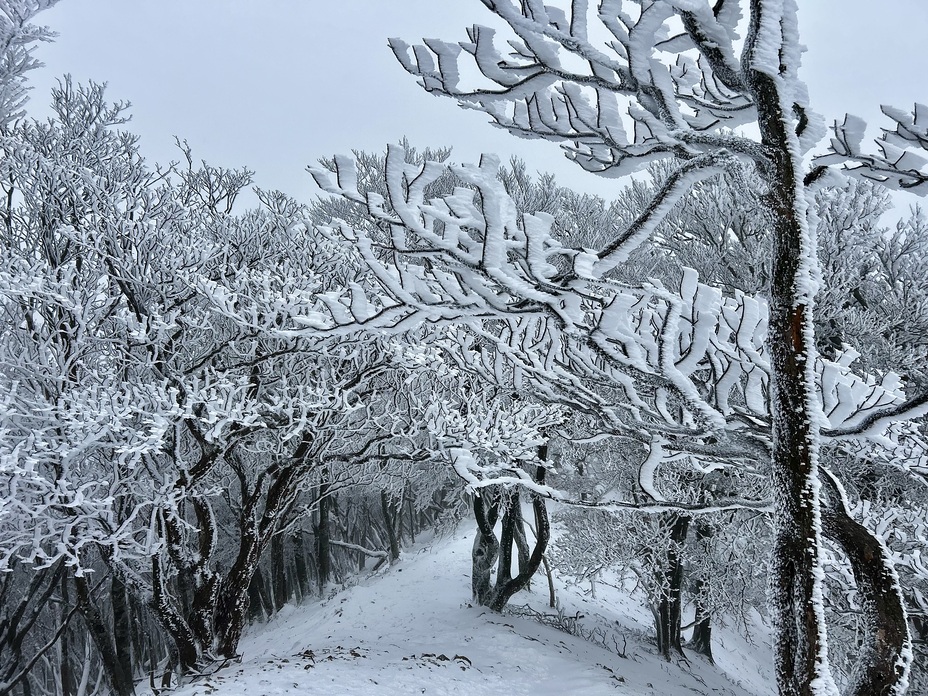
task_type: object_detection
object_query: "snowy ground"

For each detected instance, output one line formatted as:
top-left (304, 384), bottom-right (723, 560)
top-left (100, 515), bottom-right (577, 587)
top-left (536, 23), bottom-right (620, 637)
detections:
top-left (160, 532), bottom-right (775, 696)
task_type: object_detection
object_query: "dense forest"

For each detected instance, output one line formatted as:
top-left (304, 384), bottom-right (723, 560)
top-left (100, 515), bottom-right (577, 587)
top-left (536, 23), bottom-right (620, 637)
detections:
top-left (2, 2), bottom-right (928, 695)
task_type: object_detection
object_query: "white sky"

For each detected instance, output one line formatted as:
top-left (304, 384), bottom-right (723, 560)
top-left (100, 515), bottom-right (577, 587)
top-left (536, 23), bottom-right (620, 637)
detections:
top-left (24, 0), bottom-right (928, 207)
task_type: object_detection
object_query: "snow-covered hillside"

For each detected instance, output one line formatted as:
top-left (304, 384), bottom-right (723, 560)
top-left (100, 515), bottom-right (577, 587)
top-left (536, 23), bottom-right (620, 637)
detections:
top-left (162, 532), bottom-right (775, 696)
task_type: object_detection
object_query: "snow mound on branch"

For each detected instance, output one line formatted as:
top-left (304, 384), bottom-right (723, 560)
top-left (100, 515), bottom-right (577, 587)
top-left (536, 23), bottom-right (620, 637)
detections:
top-left (156, 533), bottom-right (772, 695)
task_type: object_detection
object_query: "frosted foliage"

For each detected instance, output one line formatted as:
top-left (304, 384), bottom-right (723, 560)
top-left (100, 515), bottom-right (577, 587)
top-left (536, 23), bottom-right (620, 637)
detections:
top-left (0, 81), bottom-right (205, 574)
top-left (390, 0), bottom-right (772, 177)
top-left (819, 103), bottom-right (928, 192)
top-left (308, 149), bottom-right (924, 522)
top-left (0, 81), bottom-right (444, 588)
top-left (0, 1), bottom-right (59, 127)
top-left (426, 396), bottom-right (563, 492)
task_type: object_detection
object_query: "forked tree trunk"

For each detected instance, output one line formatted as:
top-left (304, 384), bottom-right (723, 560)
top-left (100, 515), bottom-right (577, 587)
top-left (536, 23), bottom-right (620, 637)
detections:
top-left (470, 448), bottom-right (551, 612)
top-left (487, 477), bottom-right (550, 613)
top-left (472, 491), bottom-right (501, 606)
top-left (487, 454), bottom-right (551, 613)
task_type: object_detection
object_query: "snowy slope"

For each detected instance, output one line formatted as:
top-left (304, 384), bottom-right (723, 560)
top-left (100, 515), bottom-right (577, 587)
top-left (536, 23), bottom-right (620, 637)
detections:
top-left (162, 532), bottom-right (775, 696)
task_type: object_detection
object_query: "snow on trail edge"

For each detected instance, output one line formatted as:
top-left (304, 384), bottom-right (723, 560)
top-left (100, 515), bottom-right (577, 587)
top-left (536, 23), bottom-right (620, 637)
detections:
top-left (158, 532), bottom-right (774, 696)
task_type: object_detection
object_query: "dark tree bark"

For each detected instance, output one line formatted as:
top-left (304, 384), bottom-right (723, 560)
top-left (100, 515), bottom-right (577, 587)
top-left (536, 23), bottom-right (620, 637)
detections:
top-left (111, 575), bottom-right (135, 687)
top-left (316, 483), bottom-right (332, 592)
top-left (380, 490), bottom-right (400, 562)
top-left (74, 574), bottom-right (136, 696)
top-left (216, 435), bottom-right (316, 656)
top-left (689, 519), bottom-right (714, 663)
top-left (469, 446), bottom-right (552, 612)
top-left (471, 491), bottom-right (501, 606)
top-left (149, 556), bottom-right (201, 671)
top-left (60, 572), bottom-right (74, 696)
top-left (195, 500), bottom-right (220, 646)
top-left (0, 563), bottom-right (65, 688)
top-left (509, 493), bottom-right (531, 582)
top-left (487, 465), bottom-right (551, 612)
top-left (652, 514), bottom-right (690, 660)
top-left (495, 491), bottom-right (517, 588)
top-left (271, 533), bottom-right (288, 611)
top-left (744, 4), bottom-right (830, 692)
top-left (247, 570), bottom-right (268, 622)
top-left (215, 538), bottom-right (262, 658)
top-left (820, 471), bottom-right (911, 696)
top-left (406, 491), bottom-right (417, 544)
top-left (356, 513), bottom-right (368, 572)
top-left (292, 529), bottom-right (310, 597)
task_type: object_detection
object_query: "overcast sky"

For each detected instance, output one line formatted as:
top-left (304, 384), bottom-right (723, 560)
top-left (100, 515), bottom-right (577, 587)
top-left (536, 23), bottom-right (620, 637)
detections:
top-left (25, 0), bottom-right (928, 206)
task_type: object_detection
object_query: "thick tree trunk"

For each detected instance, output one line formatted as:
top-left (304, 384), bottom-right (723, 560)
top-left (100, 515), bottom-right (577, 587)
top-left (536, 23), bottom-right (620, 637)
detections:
top-left (247, 570), bottom-right (268, 621)
top-left (380, 490), bottom-right (400, 562)
top-left (111, 575), bottom-right (135, 686)
top-left (745, 3), bottom-right (833, 693)
top-left (472, 491), bottom-right (501, 606)
top-left (188, 497), bottom-right (219, 652)
top-left (405, 489), bottom-right (417, 544)
top-left (316, 487), bottom-right (332, 592)
top-left (487, 458), bottom-right (551, 613)
top-left (188, 571), bottom-right (218, 655)
top-left (215, 526), bottom-right (263, 658)
top-left (820, 472), bottom-right (911, 696)
top-left (150, 556), bottom-right (201, 671)
top-left (909, 615), bottom-right (928, 695)
top-left (689, 519), bottom-right (714, 663)
top-left (60, 572), bottom-right (74, 696)
top-left (271, 533), bottom-right (288, 611)
top-left (74, 575), bottom-right (136, 696)
top-left (292, 529), bottom-right (310, 597)
top-left (653, 514), bottom-right (689, 660)
top-left (216, 570), bottom-right (253, 658)
top-left (691, 601), bottom-right (713, 662)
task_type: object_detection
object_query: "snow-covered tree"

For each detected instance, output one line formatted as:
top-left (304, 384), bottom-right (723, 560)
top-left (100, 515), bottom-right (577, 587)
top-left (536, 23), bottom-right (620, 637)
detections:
top-left (0, 0), bottom-right (59, 128)
top-left (0, 80), bottom-right (454, 690)
top-left (0, 76), bottom-right (202, 695)
top-left (302, 2), bottom-right (928, 693)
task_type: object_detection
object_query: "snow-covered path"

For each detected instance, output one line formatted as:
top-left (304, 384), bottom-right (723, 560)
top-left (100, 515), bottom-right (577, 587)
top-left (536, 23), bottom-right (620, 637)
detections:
top-left (164, 532), bottom-right (773, 695)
